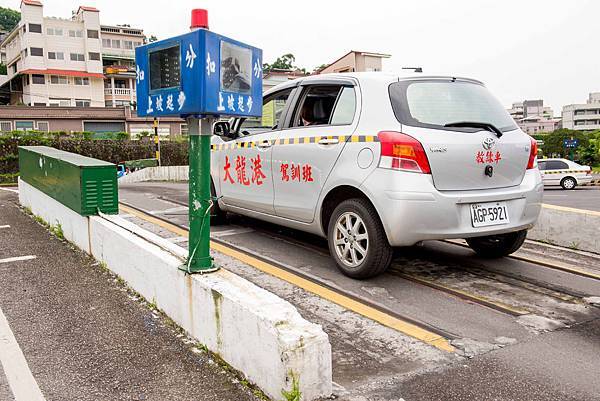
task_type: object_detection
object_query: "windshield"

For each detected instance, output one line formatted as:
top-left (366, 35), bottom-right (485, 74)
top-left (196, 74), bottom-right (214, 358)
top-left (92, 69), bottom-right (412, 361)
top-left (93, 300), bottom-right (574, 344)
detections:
top-left (389, 80), bottom-right (518, 132)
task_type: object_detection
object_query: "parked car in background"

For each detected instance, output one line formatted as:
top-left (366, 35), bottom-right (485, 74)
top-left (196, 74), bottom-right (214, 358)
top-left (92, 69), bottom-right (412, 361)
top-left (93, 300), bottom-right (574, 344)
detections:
top-left (538, 158), bottom-right (592, 189)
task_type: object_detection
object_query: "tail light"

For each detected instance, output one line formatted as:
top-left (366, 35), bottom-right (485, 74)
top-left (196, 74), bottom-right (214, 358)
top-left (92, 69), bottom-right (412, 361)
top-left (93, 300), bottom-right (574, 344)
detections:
top-left (527, 137), bottom-right (538, 169)
top-left (377, 131), bottom-right (431, 174)
top-left (586, 169), bottom-right (592, 176)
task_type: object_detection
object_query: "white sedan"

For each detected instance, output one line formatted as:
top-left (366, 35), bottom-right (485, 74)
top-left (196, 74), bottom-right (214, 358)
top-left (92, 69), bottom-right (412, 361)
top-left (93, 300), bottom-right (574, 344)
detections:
top-left (538, 158), bottom-right (592, 189)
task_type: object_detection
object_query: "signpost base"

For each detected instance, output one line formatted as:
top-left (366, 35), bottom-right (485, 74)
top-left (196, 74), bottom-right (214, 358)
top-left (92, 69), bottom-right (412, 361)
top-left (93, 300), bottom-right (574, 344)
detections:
top-left (180, 116), bottom-right (219, 274)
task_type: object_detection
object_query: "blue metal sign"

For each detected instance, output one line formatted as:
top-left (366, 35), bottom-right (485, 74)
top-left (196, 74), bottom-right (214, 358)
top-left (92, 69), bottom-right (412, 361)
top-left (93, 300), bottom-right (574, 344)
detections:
top-left (563, 138), bottom-right (579, 148)
top-left (135, 29), bottom-right (262, 118)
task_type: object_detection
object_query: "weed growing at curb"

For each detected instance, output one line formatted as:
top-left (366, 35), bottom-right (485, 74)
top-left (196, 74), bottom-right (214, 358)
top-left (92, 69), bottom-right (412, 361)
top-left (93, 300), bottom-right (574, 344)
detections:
top-left (50, 222), bottom-right (64, 240)
top-left (281, 372), bottom-right (301, 401)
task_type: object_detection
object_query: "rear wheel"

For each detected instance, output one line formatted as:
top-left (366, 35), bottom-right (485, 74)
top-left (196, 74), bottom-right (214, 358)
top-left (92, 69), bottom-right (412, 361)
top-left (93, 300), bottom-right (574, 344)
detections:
top-left (327, 198), bottom-right (393, 279)
top-left (466, 229), bottom-right (527, 258)
top-left (560, 176), bottom-right (577, 190)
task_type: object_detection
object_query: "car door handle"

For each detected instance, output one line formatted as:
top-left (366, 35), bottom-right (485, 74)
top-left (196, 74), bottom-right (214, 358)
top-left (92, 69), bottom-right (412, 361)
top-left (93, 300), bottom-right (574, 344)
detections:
top-left (318, 138), bottom-right (339, 145)
top-left (257, 140), bottom-right (272, 149)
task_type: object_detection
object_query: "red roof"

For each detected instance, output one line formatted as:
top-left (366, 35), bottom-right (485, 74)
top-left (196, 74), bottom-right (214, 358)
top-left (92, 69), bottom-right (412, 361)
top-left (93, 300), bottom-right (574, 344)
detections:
top-left (78, 5), bottom-right (99, 12)
top-left (22, 0), bottom-right (43, 6)
top-left (20, 69), bottom-right (105, 79)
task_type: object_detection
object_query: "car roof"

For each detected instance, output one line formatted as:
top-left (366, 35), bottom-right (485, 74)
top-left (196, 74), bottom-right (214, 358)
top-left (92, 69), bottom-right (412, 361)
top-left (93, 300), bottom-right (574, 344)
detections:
top-left (263, 72), bottom-right (485, 97)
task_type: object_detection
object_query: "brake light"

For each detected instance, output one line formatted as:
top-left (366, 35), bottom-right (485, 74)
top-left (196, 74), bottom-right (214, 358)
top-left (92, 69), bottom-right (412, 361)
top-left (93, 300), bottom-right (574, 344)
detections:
top-left (527, 137), bottom-right (538, 169)
top-left (377, 131), bottom-right (431, 174)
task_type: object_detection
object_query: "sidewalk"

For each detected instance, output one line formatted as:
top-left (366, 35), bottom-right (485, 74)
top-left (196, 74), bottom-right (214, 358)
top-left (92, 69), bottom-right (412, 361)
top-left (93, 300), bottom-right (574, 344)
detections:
top-left (0, 189), bottom-right (259, 401)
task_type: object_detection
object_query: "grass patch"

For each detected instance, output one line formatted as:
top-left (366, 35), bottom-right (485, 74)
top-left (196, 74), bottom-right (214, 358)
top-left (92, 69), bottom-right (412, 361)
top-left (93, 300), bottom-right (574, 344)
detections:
top-left (281, 372), bottom-right (301, 401)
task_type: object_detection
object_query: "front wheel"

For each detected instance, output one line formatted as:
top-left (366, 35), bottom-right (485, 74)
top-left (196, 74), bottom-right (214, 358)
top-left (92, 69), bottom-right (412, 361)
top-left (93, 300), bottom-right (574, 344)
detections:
top-left (327, 198), bottom-right (393, 279)
top-left (560, 177), bottom-right (577, 190)
top-left (466, 230), bottom-right (527, 258)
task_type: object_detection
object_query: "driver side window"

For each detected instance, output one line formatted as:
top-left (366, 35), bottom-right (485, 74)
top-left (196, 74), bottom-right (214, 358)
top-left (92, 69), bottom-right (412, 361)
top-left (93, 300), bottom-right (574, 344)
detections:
top-left (238, 88), bottom-right (293, 135)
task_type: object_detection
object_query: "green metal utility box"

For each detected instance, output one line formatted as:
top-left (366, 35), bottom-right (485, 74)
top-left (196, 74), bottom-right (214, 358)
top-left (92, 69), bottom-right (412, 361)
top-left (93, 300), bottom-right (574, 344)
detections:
top-left (19, 146), bottom-right (118, 216)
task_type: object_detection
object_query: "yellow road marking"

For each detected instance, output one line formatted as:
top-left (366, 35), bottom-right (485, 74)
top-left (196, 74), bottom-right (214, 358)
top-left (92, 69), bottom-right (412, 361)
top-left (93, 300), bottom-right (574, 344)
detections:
top-left (119, 203), bottom-right (455, 352)
top-left (542, 203), bottom-right (600, 217)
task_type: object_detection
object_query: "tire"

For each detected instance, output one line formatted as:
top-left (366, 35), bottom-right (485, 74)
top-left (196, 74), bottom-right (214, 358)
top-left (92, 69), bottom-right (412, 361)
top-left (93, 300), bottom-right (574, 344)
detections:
top-left (210, 181), bottom-right (227, 225)
top-left (560, 176), bottom-right (577, 190)
top-left (327, 198), bottom-right (393, 279)
top-left (466, 229), bottom-right (527, 258)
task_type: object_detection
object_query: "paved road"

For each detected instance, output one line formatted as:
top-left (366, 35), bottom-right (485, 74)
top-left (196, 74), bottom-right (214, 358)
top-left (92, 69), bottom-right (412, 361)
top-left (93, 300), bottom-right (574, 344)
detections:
top-left (543, 186), bottom-right (600, 211)
top-left (120, 182), bottom-right (600, 401)
top-left (0, 190), bottom-right (258, 401)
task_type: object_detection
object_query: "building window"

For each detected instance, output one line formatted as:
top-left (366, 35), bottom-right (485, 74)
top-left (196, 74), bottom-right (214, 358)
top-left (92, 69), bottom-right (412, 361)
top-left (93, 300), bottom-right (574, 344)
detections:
top-left (123, 40), bottom-right (133, 49)
top-left (33, 103), bottom-right (46, 107)
top-left (30, 47), bottom-right (43, 56)
top-left (50, 75), bottom-right (68, 85)
top-left (111, 39), bottom-right (120, 48)
top-left (37, 122), bottom-right (49, 132)
top-left (47, 27), bottom-right (63, 36)
top-left (75, 99), bottom-right (91, 107)
top-left (15, 121), bottom-right (35, 131)
top-left (48, 51), bottom-right (64, 60)
top-left (11, 64), bottom-right (16, 74)
top-left (74, 77), bottom-right (90, 86)
top-left (87, 29), bottom-right (99, 39)
top-left (102, 38), bottom-right (111, 48)
top-left (69, 30), bottom-right (83, 38)
top-left (180, 124), bottom-right (188, 135)
top-left (49, 98), bottom-right (71, 107)
top-left (88, 52), bottom-right (100, 61)
top-left (134, 41), bottom-right (143, 47)
top-left (28, 23), bottom-right (42, 33)
top-left (0, 121), bottom-right (12, 132)
top-left (70, 53), bottom-right (85, 61)
top-left (31, 74), bottom-right (45, 84)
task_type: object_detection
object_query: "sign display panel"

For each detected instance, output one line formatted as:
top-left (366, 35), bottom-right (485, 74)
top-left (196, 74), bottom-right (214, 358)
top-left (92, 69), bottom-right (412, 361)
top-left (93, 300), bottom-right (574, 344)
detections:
top-left (135, 29), bottom-right (263, 118)
top-left (149, 45), bottom-right (181, 90)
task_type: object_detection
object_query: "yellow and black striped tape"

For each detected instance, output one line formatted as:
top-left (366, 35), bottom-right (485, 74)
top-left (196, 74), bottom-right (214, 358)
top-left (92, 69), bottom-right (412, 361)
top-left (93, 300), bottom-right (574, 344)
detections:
top-left (543, 170), bottom-right (589, 175)
top-left (210, 135), bottom-right (379, 151)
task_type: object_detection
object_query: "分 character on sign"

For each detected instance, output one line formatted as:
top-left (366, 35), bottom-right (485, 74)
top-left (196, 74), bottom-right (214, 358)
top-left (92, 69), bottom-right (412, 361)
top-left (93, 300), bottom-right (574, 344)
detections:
top-left (476, 151), bottom-right (502, 164)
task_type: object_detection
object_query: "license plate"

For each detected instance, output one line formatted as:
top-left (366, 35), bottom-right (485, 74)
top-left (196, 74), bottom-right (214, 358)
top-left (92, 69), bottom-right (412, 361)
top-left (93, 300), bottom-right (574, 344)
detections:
top-left (470, 201), bottom-right (509, 228)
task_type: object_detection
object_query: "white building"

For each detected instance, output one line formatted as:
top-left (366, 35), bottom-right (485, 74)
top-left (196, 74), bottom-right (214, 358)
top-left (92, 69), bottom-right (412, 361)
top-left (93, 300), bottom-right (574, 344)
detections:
top-left (507, 99), bottom-right (559, 134)
top-left (0, 0), bottom-right (145, 108)
top-left (562, 92), bottom-right (600, 131)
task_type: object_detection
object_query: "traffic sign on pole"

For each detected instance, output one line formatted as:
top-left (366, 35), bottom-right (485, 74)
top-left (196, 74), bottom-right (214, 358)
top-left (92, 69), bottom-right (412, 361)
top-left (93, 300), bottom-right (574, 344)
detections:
top-left (134, 9), bottom-right (263, 273)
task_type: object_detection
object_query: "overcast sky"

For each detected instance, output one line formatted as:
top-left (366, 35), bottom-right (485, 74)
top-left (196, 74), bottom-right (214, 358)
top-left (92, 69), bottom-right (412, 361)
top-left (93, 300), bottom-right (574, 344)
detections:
top-left (2, 0), bottom-right (599, 115)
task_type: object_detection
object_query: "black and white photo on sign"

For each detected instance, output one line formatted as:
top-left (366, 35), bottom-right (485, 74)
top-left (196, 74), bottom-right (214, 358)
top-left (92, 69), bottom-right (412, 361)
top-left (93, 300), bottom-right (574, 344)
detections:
top-left (220, 41), bottom-right (252, 94)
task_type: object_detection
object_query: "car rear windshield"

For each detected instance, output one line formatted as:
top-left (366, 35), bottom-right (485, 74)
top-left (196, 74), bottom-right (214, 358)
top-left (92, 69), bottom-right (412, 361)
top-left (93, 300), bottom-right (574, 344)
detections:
top-left (389, 80), bottom-right (518, 133)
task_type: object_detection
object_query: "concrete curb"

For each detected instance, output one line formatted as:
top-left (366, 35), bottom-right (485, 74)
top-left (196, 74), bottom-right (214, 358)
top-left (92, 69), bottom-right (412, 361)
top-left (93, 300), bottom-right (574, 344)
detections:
top-left (18, 179), bottom-right (333, 400)
top-left (118, 166), bottom-right (189, 184)
top-left (528, 204), bottom-right (600, 253)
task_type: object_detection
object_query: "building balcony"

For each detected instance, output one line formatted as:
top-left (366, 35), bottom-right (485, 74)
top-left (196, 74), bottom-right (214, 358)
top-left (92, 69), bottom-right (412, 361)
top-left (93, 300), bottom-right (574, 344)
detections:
top-left (105, 87), bottom-right (133, 96)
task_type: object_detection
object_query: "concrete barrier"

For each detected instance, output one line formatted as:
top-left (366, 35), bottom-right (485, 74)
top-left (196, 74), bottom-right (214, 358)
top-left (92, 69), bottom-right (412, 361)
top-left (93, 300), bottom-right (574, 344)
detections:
top-left (118, 166), bottom-right (189, 184)
top-left (528, 204), bottom-right (600, 253)
top-left (18, 178), bottom-right (333, 400)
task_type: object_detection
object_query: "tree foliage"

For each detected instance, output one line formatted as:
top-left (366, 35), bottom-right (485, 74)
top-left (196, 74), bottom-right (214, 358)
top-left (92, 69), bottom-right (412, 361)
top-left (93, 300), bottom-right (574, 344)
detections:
top-left (263, 53), bottom-right (306, 74)
top-left (538, 129), bottom-right (599, 165)
top-left (0, 7), bottom-right (20, 32)
top-left (148, 35), bottom-right (158, 42)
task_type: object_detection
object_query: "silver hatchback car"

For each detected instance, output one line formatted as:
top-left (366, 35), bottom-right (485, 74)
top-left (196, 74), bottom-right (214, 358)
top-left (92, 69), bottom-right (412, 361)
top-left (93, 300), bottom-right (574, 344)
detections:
top-left (210, 73), bottom-right (543, 278)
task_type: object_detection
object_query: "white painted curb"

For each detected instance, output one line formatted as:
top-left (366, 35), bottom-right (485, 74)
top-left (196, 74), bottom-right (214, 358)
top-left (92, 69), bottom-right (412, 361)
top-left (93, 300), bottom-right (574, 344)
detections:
top-left (18, 179), bottom-right (333, 400)
top-left (118, 166), bottom-right (189, 184)
top-left (528, 204), bottom-right (600, 253)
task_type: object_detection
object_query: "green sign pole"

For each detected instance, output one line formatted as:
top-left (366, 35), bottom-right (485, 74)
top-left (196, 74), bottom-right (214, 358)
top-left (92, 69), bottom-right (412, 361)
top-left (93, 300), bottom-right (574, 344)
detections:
top-left (180, 116), bottom-right (219, 274)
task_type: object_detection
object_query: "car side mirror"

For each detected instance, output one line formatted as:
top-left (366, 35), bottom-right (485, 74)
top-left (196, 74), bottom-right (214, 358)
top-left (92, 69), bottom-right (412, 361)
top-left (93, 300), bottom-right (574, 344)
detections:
top-left (213, 121), bottom-right (233, 138)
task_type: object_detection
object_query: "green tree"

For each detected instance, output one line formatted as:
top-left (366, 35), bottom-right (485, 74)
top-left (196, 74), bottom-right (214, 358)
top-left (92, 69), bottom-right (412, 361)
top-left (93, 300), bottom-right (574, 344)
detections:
top-left (0, 7), bottom-right (20, 32)
top-left (541, 129), bottom-right (590, 158)
top-left (263, 54), bottom-right (306, 74)
top-left (148, 35), bottom-right (158, 42)
top-left (0, 64), bottom-right (6, 75)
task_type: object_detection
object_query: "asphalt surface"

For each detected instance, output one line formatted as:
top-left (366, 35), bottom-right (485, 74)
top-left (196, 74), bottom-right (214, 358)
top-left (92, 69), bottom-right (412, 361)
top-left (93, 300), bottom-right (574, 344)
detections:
top-left (119, 182), bottom-right (600, 401)
top-left (0, 190), bottom-right (258, 401)
top-left (543, 185), bottom-right (600, 211)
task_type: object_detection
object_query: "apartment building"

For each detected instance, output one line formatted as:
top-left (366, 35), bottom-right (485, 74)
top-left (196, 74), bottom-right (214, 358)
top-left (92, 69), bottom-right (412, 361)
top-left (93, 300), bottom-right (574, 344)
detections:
top-left (562, 92), bottom-right (600, 131)
top-left (0, 0), bottom-right (145, 109)
top-left (507, 99), bottom-right (559, 134)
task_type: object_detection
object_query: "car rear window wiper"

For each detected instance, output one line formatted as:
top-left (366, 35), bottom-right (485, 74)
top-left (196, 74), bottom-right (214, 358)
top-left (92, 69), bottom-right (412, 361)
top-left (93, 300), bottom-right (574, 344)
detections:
top-left (444, 121), bottom-right (503, 138)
